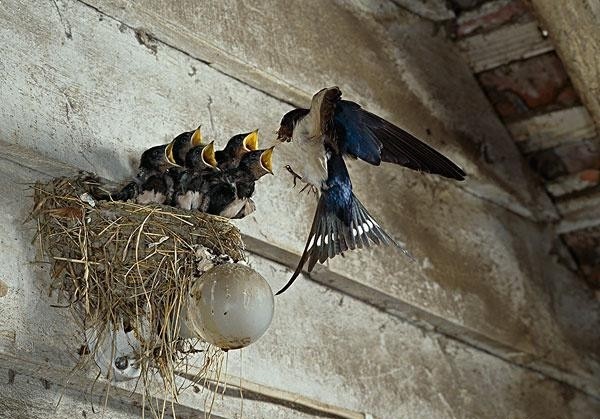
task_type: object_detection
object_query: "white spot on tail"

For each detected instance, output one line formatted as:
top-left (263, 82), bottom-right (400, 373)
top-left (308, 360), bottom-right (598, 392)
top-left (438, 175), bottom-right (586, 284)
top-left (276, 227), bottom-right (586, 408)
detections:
top-left (307, 235), bottom-right (315, 250)
top-left (316, 236), bottom-right (322, 246)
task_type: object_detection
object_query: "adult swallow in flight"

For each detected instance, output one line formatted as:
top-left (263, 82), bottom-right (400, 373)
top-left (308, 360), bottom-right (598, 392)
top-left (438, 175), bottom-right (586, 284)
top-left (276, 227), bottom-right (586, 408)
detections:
top-left (275, 86), bottom-right (465, 294)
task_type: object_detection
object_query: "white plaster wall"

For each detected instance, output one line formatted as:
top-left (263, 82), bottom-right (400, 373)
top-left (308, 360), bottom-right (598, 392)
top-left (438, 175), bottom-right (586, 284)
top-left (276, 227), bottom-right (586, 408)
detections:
top-left (0, 0), bottom-right (599, 417)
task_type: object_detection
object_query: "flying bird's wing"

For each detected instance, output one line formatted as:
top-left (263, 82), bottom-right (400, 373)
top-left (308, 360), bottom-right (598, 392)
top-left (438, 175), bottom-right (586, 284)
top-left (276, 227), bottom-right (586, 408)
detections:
top-left (334, 100), bottom-right (466, 180)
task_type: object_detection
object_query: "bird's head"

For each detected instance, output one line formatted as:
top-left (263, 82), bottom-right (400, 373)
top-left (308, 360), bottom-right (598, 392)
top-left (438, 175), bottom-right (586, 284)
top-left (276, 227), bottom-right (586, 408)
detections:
top-left (238, 147), bottom-right (275, 180)
top-left (185, 141), bottom-right (219, 171)
top-left (139, 143), bottom-right (177, 174)
top-left (167, 126), bottom-right (204, 166)
top-left (277, 108), bottom-right (309, 142)
top-left (233, 130), bottom-right (259, 152)
top-left (175, 126), bottom-right (204, 149)
top-left (223, 130), bottom-right (259, 160)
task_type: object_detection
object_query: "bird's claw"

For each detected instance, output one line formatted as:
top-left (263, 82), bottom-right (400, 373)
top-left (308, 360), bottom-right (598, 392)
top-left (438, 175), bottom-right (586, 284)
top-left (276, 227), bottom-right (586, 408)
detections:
top-left (299, 183), bottom-right (318, 195)
top-left (285, 165), bottom-right (303, 188)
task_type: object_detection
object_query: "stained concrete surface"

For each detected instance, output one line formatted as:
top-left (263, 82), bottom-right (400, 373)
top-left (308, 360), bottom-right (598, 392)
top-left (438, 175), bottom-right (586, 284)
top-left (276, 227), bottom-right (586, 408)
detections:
top-left (84, 0), bottom-right (557, 221)
top-left (0, 157), bottom-right (598, 418)
top-left (1, 0), bottom-right (600, 417)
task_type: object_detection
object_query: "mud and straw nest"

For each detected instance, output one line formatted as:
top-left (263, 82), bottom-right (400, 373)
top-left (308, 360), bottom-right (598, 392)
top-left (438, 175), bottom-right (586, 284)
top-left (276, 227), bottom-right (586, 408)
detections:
top-left (30, 173), bottom-right (246, 413)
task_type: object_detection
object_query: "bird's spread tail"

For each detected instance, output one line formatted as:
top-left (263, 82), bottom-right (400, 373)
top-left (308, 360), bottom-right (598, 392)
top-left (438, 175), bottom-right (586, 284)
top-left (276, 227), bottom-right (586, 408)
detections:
top-left (276, 192), bottom-right (411, 295)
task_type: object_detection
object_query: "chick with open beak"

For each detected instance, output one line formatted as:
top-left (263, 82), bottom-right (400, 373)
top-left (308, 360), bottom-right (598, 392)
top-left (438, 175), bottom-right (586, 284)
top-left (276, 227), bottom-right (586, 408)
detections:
top-left (204, 146), bottom-right (275, 219)
top-left (166, 126), bottom-right (204, 166)
top-left (215, 130), bottom-right (259, 170)
top-left (237, 147), bottom-right (274, 180)
top-left (184, 141), bottom-right (219, 171)
top-left (139, 143), bottom-right (177, 175)
top-left (106, 142), bottom-right (177, 202)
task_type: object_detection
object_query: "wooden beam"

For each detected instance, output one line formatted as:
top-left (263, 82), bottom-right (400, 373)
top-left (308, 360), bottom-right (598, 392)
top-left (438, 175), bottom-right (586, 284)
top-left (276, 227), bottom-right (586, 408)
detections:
top-left (0, 334), bottom-right (363, 419)
top-left (546, 170), bottom-right (600, 198)
top-left (507, 106), bottom-right (597, 153)
top-left (178, 370), bottom-right (366, 419)
top-left (456, 21), bottom-right (554, 73)
top-left (530, 0), bottom-right (600, 131)
top-left (557, 205), bottom-right (600, 234)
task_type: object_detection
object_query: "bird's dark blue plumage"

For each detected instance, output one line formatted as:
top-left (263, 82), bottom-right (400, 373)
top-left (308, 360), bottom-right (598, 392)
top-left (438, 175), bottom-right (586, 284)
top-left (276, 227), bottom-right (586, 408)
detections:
top-left (335, 100), bottom-right (466, 179)
top-left (322, 153), bottom-right (353, 225)
top-left (276, 152), bottom-right (406, 295)
top-left (334, 101), bottom-right (382, 166)
top-left (276, 86), bottom-right (463, 294)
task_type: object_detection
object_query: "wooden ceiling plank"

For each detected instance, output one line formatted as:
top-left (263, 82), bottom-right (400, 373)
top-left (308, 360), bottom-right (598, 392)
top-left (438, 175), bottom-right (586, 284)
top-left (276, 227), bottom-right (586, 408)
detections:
top-left (507, 106), bottom-right (597, 153)
top-left (457, 21), bottom-right (554, 72)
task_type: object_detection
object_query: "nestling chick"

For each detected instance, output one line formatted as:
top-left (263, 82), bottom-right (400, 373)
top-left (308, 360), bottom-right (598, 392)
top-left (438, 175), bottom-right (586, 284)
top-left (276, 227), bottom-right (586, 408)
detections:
top-left (174, 142), bottom-right (220, 210)
top-left (106, 143), bottom-right (175, 202)
top-left (205, 147), bottom-right (274, 219)
top-left (168, 126), bottom-right (204, 166)
top-left (215, 130), bottom-right (259, 170)
top-left (136, 171), bottom-right (176, 205)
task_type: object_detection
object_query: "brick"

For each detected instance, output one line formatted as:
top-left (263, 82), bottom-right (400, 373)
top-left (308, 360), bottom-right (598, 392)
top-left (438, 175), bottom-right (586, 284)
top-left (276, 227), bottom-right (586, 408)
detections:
top-left (456, 0), bottom-right (530, 38)
top-left (478, 53), bottom-right (581, 121)
top-left (546, 169), bottom-right (600, 197)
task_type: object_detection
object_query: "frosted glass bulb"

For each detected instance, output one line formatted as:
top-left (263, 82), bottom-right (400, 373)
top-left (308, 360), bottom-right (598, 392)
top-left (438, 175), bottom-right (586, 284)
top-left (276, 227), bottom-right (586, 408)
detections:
top-left (184, 263), bottom-right (274, 350)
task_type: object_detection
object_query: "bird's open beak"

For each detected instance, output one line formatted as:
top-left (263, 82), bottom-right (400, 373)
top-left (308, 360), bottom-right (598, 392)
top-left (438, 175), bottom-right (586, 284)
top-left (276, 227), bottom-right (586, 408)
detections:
top-left (202, 141), bottom-right (219, 170)
top-left (165, 142), bottom-right (180, 166)
top-left (260, 146), bottom-right (274, 174)
top-left (191, 126), bottom-right (203, 147)
top-left (243, 129), bottom-right (259, 151)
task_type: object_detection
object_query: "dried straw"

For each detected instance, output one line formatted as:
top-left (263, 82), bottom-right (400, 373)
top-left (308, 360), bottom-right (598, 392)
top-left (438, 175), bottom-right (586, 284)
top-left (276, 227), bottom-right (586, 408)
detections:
top-left (30, 173), bottom-right (245, 415)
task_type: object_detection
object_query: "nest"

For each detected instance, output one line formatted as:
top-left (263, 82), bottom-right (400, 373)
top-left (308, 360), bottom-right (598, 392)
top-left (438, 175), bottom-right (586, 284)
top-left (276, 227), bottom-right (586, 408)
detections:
top-left (30, 173), bottom-right (245, 414)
